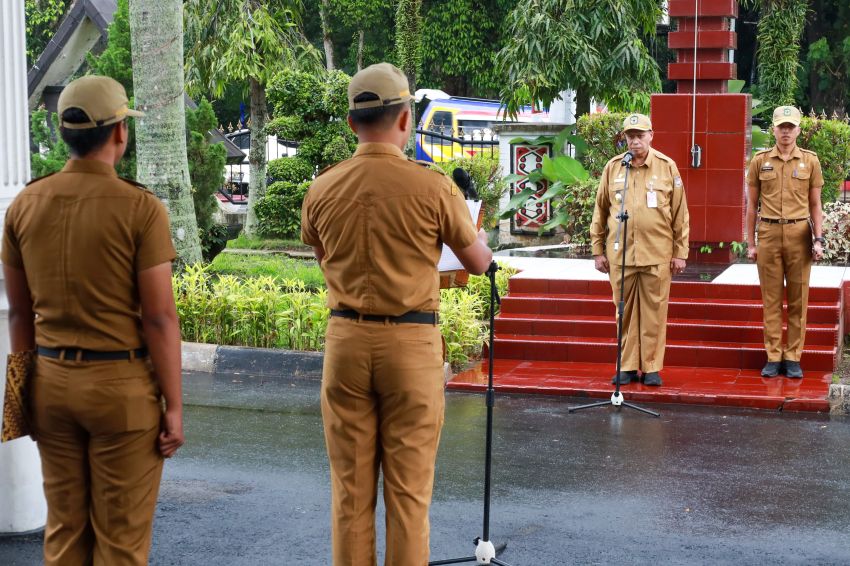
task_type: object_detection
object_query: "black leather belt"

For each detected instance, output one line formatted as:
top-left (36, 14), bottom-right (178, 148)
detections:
top-left (37, 346), bottom-right (148, 361)
top-left (760, 217), bottom-right (809, 224)
top-left (330, 309), bottom-right (439, 325)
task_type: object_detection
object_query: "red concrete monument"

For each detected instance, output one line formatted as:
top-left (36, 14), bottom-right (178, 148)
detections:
top-left (652, 0), bottom-right (751, 262)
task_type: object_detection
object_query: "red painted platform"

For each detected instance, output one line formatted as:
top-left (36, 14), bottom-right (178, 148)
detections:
top-left (447, 276), bottom-right (842, 413)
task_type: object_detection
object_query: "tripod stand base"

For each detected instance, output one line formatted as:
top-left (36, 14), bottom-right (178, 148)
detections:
top-left (429, 540), bottom-right (511, 565)
top-left (568, 394), bottom-right (660, 417)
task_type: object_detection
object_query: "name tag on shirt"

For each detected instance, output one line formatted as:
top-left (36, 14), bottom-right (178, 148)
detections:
top-left (647, 190), bottom-right (658, 208)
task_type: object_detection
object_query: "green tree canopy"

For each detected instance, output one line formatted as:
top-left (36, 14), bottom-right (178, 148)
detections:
top-left (496, 0), bottom-right (662, 117)
top-left (184, 0), bottom-right (320, 235)
top-left (745, 0), bottom-right (808, 110)
top-left (420, 0), bottom-right (517, 97)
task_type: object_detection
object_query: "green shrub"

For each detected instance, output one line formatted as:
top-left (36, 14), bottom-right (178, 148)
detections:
top-left (266, 69), bottom-right (358, 171)
top-left (255, 180), bottom-right (310, 238)
top-left (322, 136), bottom-right (354, 165)
top-left (797, 117), bottom-right (850, 204)
top-left (434, 154), bottom-right (508, 230)
top-left (822, 200), bottom-right (850, 265)
top-left (267, 156), bottom-right (313, 184)
top-left (266, 115), bottom-right (309, 140)
top-left (294, 119), bottom-right (357, 171)
top-left (173, 264), bottom-right (328, 350)
top-left (576, 112), bottom-right (627, 176)
top-left (440, 287), bottom-right (487, 367)
top-left (550, 177), bottom-right (598, 246)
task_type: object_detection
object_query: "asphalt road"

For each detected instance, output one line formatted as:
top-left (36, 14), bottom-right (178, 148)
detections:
top-left (2, 371), bottom-right (849, 565)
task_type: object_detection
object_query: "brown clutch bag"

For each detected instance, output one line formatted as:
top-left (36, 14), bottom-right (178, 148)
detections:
top-left (2, 351), bottom-right (36, 442)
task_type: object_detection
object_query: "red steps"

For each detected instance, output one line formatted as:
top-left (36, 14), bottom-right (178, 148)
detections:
top-left (449, 275), bottom-right (843, 412)
top-left (497, 279), bottom-right (842, 372)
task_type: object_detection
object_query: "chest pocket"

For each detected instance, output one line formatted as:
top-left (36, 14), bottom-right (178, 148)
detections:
top-left (758, 168), bottom-right (779, 197)
top-left (610, 179), bottom-right (626, 207)
top-left (649, 178), bottom-right (673, 207)
top-left (792, 168), bottom-right (811, 193)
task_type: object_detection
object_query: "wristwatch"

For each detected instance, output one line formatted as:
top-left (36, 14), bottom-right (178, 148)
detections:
top-left (813, 237), bottom-right (825, 245)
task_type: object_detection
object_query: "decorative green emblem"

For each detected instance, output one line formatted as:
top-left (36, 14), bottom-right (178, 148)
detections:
top-left (784, 108), bottom-right (791, 116)
top-left (630, 116), bottom-right (638, 124)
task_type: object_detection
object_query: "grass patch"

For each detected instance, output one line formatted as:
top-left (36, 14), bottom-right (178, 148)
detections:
top-left (209, 253), bottom-right (325, 290)
top-left (226, 234), bottom-right (310, 251)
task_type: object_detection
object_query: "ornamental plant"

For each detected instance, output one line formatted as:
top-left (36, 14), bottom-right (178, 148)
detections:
top-left (434, 155), bottom-right (508, 230)
top-left (821, 200), bottom-right (850, 265)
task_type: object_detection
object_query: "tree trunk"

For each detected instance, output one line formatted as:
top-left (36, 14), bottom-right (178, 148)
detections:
top-left (129, 0), bottom-right (202, 268)
top-left (357, 29), bottom-right (365, 72)
top-left (243, 76), bottom-right (268, 236)
top-left (319, 0), bottom-right (335, 71)
top-left (575, 88), bottom-right (591, 119)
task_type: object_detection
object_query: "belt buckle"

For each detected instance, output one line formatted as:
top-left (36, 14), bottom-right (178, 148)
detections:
top-left (778, 218), bottom-right (789, 224)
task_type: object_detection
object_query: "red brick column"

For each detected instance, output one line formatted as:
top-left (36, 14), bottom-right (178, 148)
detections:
top-left (651, 0), bottom-right (751, 262)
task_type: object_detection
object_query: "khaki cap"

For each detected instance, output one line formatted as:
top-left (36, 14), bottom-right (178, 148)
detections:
top-left (348, 63), bottom-right (412, 110)
top-left (622, 113), bottom-right (652, 132)
top-left (58, 75), bottom-right (143, 130)
top-left (772, 105), bottom-right (801, 127)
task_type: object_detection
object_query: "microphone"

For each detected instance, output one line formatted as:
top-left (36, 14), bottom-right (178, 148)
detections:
top-left (452, 167), bottom-right (479, 200)
top-left (621, 151), bottom-right (634, 166)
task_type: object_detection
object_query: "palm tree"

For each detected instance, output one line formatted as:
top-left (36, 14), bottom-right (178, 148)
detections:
top-left (184, 0), bottom-right (319, 236)
top-left (129, 0), bottom-right (202, 266)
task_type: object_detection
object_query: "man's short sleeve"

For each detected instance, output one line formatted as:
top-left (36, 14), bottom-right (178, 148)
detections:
top-left (1, 203), bottom-right (22, 269)
top-left (135, 196), bottom-right (177, 271)
top-left (746, 154), bottom-right (761, 188)
top-left (810, 155), bottom-right (824, 189)
top-left (438, 178), bottom-right (477, 250)
top-left (301, 187), bottom-right (320, 247)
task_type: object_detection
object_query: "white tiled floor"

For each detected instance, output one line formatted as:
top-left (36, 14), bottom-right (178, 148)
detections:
top-left (497, 255), bottom-right (850, 288)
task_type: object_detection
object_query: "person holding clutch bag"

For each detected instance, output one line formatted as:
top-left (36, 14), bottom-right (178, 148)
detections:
top-left (1, 75), bottom-right (183, 566)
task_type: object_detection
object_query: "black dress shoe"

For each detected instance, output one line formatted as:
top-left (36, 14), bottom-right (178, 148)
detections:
top-left (761, 361), bottom-right (783, 377)
top-left (643, 372), bottom-right (662, 386)
top-left (783, 360), bottom-right (803, 378)
top-left (611, 370), bottom-right (637, 385)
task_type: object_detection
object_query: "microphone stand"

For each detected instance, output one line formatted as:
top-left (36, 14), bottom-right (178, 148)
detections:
top-left (569, 154), bottom-right (660, 417)
top-left (430, 261), bottom-right (514, 565)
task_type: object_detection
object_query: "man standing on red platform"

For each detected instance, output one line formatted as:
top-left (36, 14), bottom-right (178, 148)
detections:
top-left (746, 106), bottom-right (825, 378)
top-left (590, 113), bottom-right (690, 387)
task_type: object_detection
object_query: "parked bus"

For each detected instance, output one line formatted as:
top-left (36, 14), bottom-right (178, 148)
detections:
top-left (415, 96), bottom-right (550, 163)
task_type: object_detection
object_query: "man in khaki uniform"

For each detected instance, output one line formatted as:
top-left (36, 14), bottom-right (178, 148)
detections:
top-left (746, 106), bottom-right (824, 378)
top-left (2, 76), bottom-right (183, 565)
top-left (301, 63), bottom-right (492, 566)
top-left (590, 113), bottom-right (690, 387)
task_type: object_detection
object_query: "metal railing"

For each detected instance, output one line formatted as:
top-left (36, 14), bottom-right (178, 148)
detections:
top-left (415, 127), bottom-right (499, 163)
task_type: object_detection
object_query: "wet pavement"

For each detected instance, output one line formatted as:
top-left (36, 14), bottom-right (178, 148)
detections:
top-left (2, 371), bottom-right (850, 565)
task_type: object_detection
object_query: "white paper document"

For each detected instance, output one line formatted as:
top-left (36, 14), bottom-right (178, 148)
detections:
top-left (438, 200), bottom-right (482, 272)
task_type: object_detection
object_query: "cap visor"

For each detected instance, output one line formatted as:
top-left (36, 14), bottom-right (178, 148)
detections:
top-left (126, 108), bottom-right (145, 118)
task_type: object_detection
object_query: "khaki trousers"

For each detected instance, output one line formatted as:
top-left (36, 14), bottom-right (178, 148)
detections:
top-left (321, 316), bottom-right (445, 566)
top-left (31, 356), bottom-right (164, 566)
top-left (608, 262), bottom-right (672, 373)
top-left (756, 221), bottom-right (812, 362)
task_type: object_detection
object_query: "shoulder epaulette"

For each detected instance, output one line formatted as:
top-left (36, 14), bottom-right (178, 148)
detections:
top-left (119, 176), bottom-right (153, 193)
top-left (408, 158), bottom-right (448, 175)
top-left (800, 148), bottom-right (818, 156)
top-left (753, 148), bottom-right (771, 156)
top-left (25, 172), bottom-right (56, 186)
top-left (316, 162), bottom-right (341, 177)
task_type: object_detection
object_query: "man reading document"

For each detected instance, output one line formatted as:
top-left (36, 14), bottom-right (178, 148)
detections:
top-left (301, 62), bottom-right (492, 566)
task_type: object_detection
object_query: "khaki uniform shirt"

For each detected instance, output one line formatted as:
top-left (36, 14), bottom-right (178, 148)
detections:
top-left (590, 148), bottom-right (689, 266)
top-left (301, 142), bottom-right (478, 316)
top-left (1, 159), bottom-right (176, 350)
top-left (746, 146), bottom-right (824, 219)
